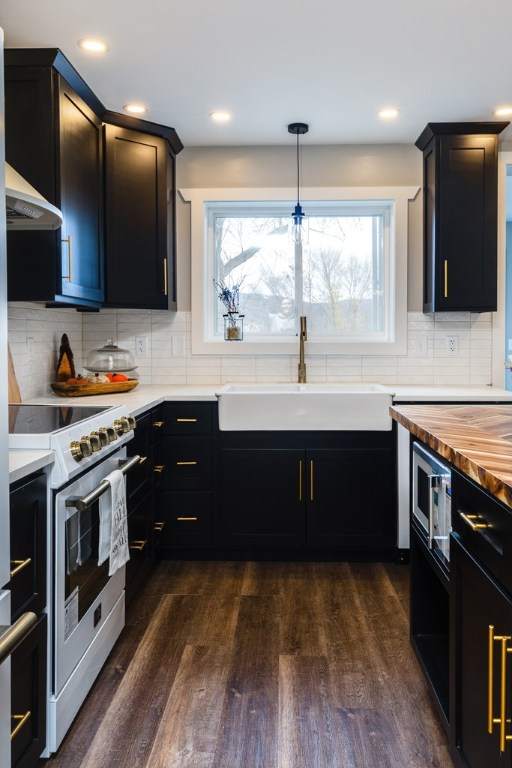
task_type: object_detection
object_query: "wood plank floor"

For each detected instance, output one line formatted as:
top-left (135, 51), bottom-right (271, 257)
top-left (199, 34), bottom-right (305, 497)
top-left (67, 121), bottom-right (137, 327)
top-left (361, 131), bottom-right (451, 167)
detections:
top-left (40, 561), bottom-right (454, 767)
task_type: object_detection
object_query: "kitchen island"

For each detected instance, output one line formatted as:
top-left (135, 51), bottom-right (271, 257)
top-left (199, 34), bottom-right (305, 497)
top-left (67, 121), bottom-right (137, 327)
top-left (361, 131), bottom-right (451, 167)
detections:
top-left (391, 402), bottom-right (512, 768)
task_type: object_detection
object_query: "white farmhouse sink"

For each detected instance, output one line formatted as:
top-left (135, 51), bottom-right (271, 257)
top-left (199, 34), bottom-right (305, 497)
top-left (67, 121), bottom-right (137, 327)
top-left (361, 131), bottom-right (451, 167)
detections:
top-left (216, 383), bottom-right (393, 431)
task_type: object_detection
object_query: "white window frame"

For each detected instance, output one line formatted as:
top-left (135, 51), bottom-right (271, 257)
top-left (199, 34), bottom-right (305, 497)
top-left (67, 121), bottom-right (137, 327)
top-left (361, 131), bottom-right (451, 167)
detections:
top-left (181, 186), bottom-right (419, 356)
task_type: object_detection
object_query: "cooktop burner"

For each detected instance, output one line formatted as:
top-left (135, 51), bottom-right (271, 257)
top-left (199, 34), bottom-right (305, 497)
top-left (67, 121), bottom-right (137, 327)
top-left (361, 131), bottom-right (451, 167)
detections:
top-left (8, 404), bottom-right (112, 435)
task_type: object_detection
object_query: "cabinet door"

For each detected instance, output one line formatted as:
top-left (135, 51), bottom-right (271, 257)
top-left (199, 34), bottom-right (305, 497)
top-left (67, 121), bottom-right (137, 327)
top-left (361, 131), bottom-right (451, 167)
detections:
top-left (104, 124), bottom-right (168, 308)
top-left (9, 473), bottom-right (46, 621)
top-left (221, 449), bottom-right (305, 547)
top-left (58, 77), bottom-right (104, 305)
top-left (11, 614), bottom-right (47, 768)
top-left (423, 132), bottom-right (499, 312)
top-left (306, 449), bottom-right (395, 549)
top-left (452, 535), bottom-right (512, 768)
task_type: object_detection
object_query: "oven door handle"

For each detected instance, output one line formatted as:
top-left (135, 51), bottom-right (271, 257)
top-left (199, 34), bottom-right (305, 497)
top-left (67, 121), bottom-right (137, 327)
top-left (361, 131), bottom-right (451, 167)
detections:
top-left (0, 612), bottom-right (37, 665)
top-left (65, 454), bottom-right (141, 512)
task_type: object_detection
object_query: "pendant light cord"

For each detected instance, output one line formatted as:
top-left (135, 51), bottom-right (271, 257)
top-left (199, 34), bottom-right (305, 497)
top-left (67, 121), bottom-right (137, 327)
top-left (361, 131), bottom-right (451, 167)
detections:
top-left (296, 131), bottom-right (300, 206)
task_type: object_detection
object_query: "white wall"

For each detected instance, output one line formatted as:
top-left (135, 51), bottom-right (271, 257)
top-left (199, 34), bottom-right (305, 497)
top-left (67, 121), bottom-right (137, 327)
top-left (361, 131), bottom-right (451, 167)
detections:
top-left (6, 143), bottom-right (496, 397)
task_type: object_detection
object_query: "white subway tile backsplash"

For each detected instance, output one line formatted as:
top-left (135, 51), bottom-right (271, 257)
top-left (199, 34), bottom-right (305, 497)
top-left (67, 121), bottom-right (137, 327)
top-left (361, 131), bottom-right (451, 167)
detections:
top-left (7, 306), bottom-right (497, 396)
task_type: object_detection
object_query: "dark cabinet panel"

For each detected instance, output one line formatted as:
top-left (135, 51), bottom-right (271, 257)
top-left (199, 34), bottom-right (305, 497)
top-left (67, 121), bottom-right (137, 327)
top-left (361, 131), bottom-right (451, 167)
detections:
top-left (162, 491), bottom-right (213, 548)
top-left (221, 449), bottom-right (305, 548)
top-left (11, 615), bottom-right (47, 768)
top-left (306, 448), bottom-right (395, 549)
top-left (416, 122), bottom-right (508, 313)
top-left (5, 52), bottom-right (104, 307)
top-left (103, 125), bottom-right (169, 309)
top-left (9, 473), bottom-right (46, 621)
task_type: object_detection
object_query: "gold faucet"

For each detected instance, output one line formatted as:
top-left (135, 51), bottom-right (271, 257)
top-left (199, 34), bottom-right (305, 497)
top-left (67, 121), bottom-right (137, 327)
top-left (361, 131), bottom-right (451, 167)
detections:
top-left (298, 315), bottom-right (307, 383)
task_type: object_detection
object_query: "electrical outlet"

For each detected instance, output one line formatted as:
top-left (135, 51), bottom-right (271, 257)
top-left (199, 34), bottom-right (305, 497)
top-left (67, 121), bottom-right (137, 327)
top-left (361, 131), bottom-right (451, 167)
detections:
top-left (135, 336), bottom-right (148, 356)
top-left (447, 335), bottom-right (459, 355)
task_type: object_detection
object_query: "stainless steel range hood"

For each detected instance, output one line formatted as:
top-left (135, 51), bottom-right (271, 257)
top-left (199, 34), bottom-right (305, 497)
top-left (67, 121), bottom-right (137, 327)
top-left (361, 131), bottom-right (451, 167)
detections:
top-left (5, 163), bottom-right (63, 230)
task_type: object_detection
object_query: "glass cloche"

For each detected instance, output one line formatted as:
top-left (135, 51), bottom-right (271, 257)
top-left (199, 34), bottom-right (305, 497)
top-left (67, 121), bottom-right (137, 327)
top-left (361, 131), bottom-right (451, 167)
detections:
top-left (84, 339), bottom-right (137, 373)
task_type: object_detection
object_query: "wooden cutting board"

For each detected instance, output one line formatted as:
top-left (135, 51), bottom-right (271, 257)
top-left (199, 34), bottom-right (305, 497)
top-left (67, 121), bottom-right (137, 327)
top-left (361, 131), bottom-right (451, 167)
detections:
top-left (8, 344), bottom-right (21, 403)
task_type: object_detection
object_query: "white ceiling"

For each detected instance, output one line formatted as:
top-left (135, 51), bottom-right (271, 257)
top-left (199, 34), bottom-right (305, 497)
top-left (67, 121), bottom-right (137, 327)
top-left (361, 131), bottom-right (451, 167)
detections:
top-left (1, 0), bottom-right (512, 148)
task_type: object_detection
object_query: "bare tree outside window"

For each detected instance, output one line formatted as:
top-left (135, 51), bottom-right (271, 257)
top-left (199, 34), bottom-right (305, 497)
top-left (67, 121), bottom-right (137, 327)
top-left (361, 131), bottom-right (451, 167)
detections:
top-left (212, 206), bottom-right (387, 338)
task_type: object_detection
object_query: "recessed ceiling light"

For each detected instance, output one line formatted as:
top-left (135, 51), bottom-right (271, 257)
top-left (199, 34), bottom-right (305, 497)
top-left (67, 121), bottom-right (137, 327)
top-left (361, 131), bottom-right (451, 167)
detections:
top-left (78, 38), bottom-right (109, 54)
top-left (495, 106), bottom-right (512, 117)
top-left (379, 107), bottom-right (401, 120)
top-left (123, 103), bottom-right (148, 115)
top-left (209, 111), bottom-right (232, 123)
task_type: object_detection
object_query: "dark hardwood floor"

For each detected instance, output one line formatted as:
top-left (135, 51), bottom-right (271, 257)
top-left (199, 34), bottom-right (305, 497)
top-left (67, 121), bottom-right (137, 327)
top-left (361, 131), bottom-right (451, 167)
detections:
top-left (40, 561), bottom-right (453, 767)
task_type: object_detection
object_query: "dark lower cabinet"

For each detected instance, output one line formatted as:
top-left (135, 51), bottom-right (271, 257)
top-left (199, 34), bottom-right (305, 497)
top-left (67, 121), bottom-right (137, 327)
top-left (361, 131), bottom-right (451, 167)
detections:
top-left (221, 449), bottom-right (304, 548)
top-left (219, 433), bottom-right (396, 556)
top-left (11, 615), bottom-right (47, 768)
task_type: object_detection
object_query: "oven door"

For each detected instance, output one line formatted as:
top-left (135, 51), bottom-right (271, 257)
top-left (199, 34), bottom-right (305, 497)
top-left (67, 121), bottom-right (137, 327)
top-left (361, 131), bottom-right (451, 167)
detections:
top-left (53, 448), bottom-right (129, 696)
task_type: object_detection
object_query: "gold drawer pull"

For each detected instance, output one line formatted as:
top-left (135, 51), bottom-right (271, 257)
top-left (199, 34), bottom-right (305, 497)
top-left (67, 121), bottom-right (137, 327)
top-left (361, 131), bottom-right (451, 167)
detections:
top-left (163, 258), bottom-right (168, 297)
top-left (138, 456), bottom-right (148, 464)
top-left (459, 511), bottom-right (489, 531)
top-left (10, 558), bottom-right (32, 578)
top-left (176, 461), bottom-right (197, 466)
top-left (153, 465), bottom-right (165, 473)
top-left (177, 516), bottom-right (198, 522)
top-left (176, 418), bottom-right (198, 423)
top-left (310, 460), bottom-right (314, 502)
top-left (11, 711), bottom-right (31, 741)
top-left (444, 259), bottom-right (448, 298)
top-left (153, 421), bottom-right (164, 428)
top-left (154, 521), bottom-right (165, 532)
top-left (298, 460), bottom-right (303, 501)
top-left (488, 625), bottom-right (512, 752)
top-left (129, 540), bottom-right (148, 551)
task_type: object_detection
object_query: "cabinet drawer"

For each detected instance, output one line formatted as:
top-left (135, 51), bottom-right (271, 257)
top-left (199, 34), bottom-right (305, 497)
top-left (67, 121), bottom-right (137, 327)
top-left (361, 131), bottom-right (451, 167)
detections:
top-left (11, 614), bottom-right (47, 768)
top-left (163, 436), bottom-right (212, 490)
top-left (451, 469), bottom-right (512, 594)
top-left (164, 403), bottom-right (213, 435)
top-left (9, 474), bottom-right (46, 621)
top-left (162, 491), bottom-right (213, 547)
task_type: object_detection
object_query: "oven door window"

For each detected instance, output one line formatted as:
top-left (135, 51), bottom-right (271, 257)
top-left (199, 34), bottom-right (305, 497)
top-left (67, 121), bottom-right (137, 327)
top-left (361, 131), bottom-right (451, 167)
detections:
top-left (65, 499), bottom-right (109, 630)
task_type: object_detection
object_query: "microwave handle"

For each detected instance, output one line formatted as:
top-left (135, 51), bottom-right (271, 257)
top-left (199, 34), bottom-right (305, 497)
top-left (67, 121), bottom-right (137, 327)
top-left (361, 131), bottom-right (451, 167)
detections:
top-left (428, 474), bottom-right (442, 549)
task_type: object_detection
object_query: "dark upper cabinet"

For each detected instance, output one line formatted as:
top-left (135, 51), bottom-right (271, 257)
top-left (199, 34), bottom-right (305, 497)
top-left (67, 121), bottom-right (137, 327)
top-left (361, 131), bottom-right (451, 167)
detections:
top-left (416, 122), bottom-right (508, 313)
top-left (5, 50), bottom-right (104, 307)
top-left (103, 123), bottom-right (174, 309)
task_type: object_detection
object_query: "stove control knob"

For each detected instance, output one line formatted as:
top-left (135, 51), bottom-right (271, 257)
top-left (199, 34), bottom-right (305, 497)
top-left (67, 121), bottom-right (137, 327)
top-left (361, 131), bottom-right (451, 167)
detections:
top-left (94, 428), bottom-right (110, 447)
top-left (70, 438), bottom-right (92, 462)
top-left (127, 416), bottom-right (136, 431)
top-left (113, 417), bottom-right (130, 435)
top-left (105, 426), bottom-right (117, 442)
top-left (88, 433), bottom-right (102, 452)
top-left (80, 437), bottom-right (93, 458)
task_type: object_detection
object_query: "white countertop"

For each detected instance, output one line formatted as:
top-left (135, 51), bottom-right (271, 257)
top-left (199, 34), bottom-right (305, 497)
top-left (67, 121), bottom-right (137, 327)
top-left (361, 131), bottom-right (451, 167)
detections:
top-left (10, 383), bottom-right (512, 484)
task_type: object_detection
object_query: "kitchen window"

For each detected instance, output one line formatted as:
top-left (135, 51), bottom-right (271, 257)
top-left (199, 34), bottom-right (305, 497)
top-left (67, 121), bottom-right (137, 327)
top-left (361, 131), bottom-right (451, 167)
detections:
top-left (182, 186), bottom-right (418, 355)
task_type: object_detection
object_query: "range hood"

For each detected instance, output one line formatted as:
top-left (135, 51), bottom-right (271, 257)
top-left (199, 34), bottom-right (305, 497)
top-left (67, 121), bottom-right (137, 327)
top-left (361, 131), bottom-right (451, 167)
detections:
top-left (5, 163), bottom-right (63, 230)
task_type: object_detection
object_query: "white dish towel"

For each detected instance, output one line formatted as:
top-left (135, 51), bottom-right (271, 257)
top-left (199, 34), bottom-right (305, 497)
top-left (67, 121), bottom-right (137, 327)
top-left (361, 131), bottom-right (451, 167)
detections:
top-left (98, 469), bottom-right (130, 576)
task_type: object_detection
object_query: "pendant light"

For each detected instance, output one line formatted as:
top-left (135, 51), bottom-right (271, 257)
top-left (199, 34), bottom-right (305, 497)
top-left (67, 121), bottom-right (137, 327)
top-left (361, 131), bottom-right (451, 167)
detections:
top-left (288, 122), bottom-right (309, 244)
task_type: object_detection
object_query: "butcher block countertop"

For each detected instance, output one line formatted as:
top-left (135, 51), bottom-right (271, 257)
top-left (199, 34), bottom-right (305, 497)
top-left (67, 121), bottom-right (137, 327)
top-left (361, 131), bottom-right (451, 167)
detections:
top-left (390, 404), bottom-right (512, 509)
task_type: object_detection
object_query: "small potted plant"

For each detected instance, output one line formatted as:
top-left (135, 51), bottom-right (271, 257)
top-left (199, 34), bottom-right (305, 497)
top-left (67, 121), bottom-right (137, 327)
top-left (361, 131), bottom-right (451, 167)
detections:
top-left (214, 278), bottom-right (244, 340)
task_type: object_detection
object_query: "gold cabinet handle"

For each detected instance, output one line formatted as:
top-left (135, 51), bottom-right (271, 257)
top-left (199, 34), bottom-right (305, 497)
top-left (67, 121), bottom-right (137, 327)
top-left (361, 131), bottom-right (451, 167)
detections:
top-left (153, 421), bottom-right (165, 428)
top-left (176, 418), bottom-right (198, 423)
top-left (163, 259), bottom-right (168, 296)
top-left (176, 461), bottom-right (197, 466)
top-left (11, 711), bottom-right (31, 741)
top-left (459, 511), bottom-right (489, 531)
top-left (10, 558), bottom-right (32, 578)
top-left (62, 235), bottom-right (73, 281)
top-left (153, 465), bottom-right (165, 473)
top-left (310, 460), bottom-right (314, 502)
top-left (138, 456), bottom-right (148, 464)
top-left (129, 540), bottom-right (148, 551)
top-left (177, 516), bottom-right (198, 522)
top-left (154, 521), bottom-right (165, 532)
top-left (299, 460), bottom-right (303, 501)
top-left (444, 259), bottom-right (448, 298)
top-left (488, 625), bottom-right (512, 752)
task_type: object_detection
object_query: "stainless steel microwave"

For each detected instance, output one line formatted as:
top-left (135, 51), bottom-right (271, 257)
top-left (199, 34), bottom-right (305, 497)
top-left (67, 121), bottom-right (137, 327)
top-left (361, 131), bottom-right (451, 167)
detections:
top-left (412, 441), bottom-right (452, 566)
